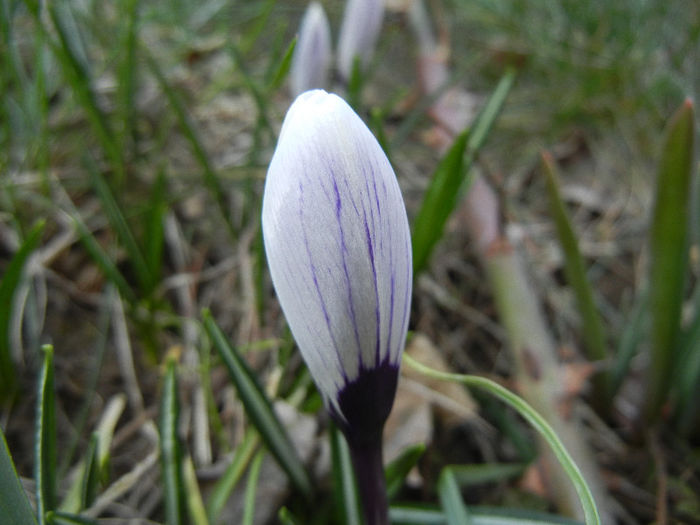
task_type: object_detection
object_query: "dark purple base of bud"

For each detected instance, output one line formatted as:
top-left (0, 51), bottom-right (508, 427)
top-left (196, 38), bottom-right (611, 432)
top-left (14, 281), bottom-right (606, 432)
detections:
top-left (330, 359), bottom-right (399, 525)
top-left (331, 358), bottom-right (399, 445)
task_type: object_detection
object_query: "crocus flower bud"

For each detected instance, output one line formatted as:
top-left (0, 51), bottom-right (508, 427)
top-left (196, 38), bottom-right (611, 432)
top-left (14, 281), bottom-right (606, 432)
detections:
top-left (263, 90), bottom-right (411, 524)
top-left (263, 89), bottom-right (411, 436)
top-left (290, 2), bottom-right (332, 97)
top-left (336, 0), bottom-right (385, 81)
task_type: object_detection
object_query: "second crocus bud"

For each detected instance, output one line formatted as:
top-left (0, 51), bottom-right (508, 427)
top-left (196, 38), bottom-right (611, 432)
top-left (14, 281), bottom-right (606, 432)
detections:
top-left (336, 0), bottom-right (385, 81)
top-left (290, 2), bottom-right (332, 97)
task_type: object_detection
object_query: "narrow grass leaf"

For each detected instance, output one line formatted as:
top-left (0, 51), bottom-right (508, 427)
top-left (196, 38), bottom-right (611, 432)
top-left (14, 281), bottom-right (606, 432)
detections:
top-left (330, 425), bottom-right (361, 525)
top-left (241, 451), bottom-right (265, 525)
top-left (411, 130), bottom-right (469, 274)
top-left (36, 344), bottom-right (57, 525)
top-left (80, 433), bottom-right (99, 510)
top-left (71, 216), bottom-right (135, 302)
top-left (144, 170), bottom-right (168, 289)
top-left (438, 467), bottom-right (474, 525)
top-left (46, 512), bottom-right (99, 525)
top-left (206, 428), bottom-right (259, 522)
top-left (404, 354), bottom-right (600, 525)
top-left (266, 37), bottom-right (296, 92)
top-left (412, 67), bottom-right (516, 274)
top-left (145, 52), bottom-right (237, 240)
top-left (384, 443), bottom-right (425, 499)
top-left (645, 99), bottom-right (695, 422)
top-left (37, 3), bottom-right (123, 181)
top-left (389, 505), bottom-right (584, 524)
top-left (202, 310), bottom-right (313, 498)
top-left (0, 427), bottom-right (38, 525)
top-left (182, 455), bottom-right (210, 525)
top-left (116, 0), bottom-right (140, 154)
top-left (610, 291), bottom-right (648, 397)
top-left (0, 220), bottom-right (44, 398)
top-left (449, 463), bottom-right (525, 487)
top-left (159, 358), bottom-right (185, 525)
top-left (541, 152), bottom-right (609, 403)
top-left (86, 156), bottom-right (152, 292)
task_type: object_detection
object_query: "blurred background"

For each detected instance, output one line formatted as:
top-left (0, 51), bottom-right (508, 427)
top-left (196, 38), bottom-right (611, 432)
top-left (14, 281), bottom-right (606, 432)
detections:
top-left (1, 0), bottom-right (699, 523)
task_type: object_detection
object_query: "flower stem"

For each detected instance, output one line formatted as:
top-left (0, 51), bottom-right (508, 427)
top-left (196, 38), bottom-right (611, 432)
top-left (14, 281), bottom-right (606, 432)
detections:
top-left (347, 434), bottom-right (388, 525)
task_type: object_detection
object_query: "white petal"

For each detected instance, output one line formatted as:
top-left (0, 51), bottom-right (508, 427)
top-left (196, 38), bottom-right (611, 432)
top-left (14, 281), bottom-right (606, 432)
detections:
top-left (262, 90), bottom-right (412, 416)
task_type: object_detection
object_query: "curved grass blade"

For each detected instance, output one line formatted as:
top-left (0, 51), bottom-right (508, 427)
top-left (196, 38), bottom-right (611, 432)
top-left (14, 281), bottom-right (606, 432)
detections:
top-left (241, 451), bottom-right (265, 525)
top-left (202, 310), bottom-right (313, 498)
top-left (438, 467), bottom-right (474, 525)
top-left (160, 357), bottom-right (185, 525)
top-left (330, 425), bottom-right (361, 525)
top-left (404, 354), bottom-right (600, 525)
top-left (389, 505), bottom-right (583, 524)
top-left (206, 428), bottom-right (259, 522)
top-left (384, 443), bottom-right (425, 500)
top-left (36, 344), bottom-right (57, 525)
top-left (0, 220), bottom-right (44, 398)
top-left (541, 152), bottom-right (609, 405)
top-left (412, 67), bottom-right (516, 274)
top-left (0, 426), bottom-right (38, 525)
top-left (645, 99), bottom-right (695, 422)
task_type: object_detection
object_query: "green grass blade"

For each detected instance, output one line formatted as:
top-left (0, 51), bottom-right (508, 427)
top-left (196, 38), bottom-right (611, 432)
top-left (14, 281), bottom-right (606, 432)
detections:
top-left (145, 52), bottom-right (237, 240)
top-left (389, 505), bottom-right (584, 524)
top-left (144, 170), bottom-right (168, 288)
top-left (266, 37), bottom-right (296, 92)
top-left (31, 2), bottom-right (124, 182)
top-left (449, 463), bottom-right (525, 487)
top-left (0, 427), bottom-right (38, 525)
top-left (160, 357), bottom-right (185, 525)
top-left (278, 507), bottom-right (302, 525)
top-left (202, 310), bottom-right (313, 498)
top-left (411, 130), bottom-right (469, 274)
top-left (645, 99), bottom-right (695, 422)
top-left (384, 443), bottom-right (425, 500)
top-left (71, 216), bottom-right (135, 302)
top-left (404, 355), bottom-right (600, 525)
top-left (241, 451), bottom-right (264, 525)
top-left (46, 511), bottom-right (99, 525)
top-left (86, 156), bottom-right (152, 292)
top-left (206, 428), bottom-right (259, 522)
top-left (0, 219), bottom-right (44, 398)
top-left (35, 344), bottom-right (57, 525)
top-left (116, 0), bottom-right (140, 154)
top-left (79, 433), bottom-right (99, 510)
top-left (330, 425), bottom-right (361, 525)
top-left (182, 455), bottom-right (210, 525)
top-left (610, 290), bottom-right (649, 397)
top-left (412, 66), bottom-right (516, 274)
top-left (541, 152), bottom-right (610, 404)
top-left (438, 467), bottom-right (474, 525)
